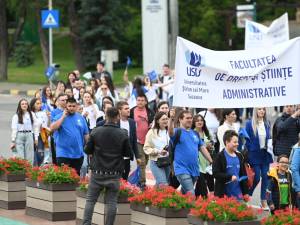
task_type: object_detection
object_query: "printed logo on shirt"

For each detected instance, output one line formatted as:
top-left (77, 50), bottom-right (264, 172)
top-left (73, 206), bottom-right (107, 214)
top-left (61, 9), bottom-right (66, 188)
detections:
top-left (192, 134), bottom-right (199, 143)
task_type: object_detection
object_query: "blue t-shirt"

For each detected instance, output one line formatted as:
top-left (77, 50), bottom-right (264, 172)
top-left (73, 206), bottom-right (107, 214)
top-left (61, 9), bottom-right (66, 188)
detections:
top-left (51, 108), bottom-right (63, 141)
top-left (53, 112), bottom-right (89, 158)
top-left (171, 128), bottom-right (203, 177)
top-left (51, 108), bottom-right (63, 122)
top-left (224, 150), bottom-right (242, 200)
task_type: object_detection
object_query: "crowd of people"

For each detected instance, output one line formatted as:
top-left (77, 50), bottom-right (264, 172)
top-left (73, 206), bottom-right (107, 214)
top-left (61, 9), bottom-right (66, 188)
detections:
top-left (9, 61), bottom-right (300, 224)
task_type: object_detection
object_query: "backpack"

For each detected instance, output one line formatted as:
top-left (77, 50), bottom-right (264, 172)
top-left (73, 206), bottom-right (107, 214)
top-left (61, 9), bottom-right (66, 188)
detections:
top-left (168, 128), bottom-right (182, 162)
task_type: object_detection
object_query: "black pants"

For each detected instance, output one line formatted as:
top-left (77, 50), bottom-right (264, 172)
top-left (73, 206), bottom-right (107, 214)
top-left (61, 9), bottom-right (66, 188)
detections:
top-left (195, 172), bottom-right (214, 197)
top-left (56, 156), bottom-right (84, 175)
top-left (122, 159), bottom-right (131, 180)
top-left (50, 136), bottom-right (57, 164)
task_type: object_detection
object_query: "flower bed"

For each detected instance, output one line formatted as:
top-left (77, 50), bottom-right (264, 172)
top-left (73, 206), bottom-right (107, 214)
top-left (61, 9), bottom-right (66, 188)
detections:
top-left (188, 195), bottom-right (261, 225)
top-left (128, 186), bottom-right (193, 225)
top-left (25, 164), bottom-right (79, 221)
top-left (261, 208), bottom-right (300, 225)
top-left (76, 178), bottom-right (136, 225)
top-left (0, 157), bottom-right (31, 209)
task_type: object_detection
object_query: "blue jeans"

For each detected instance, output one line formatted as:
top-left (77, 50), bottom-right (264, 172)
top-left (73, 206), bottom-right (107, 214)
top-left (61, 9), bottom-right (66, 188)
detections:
top-left (176, 174), bottom-right (198, 195)
top-left (82, 173), bottom-right (120, 225)
top-left (249, 164), bottom-right (269, 200)
top-left (150, 160), bottom-right (170, 186)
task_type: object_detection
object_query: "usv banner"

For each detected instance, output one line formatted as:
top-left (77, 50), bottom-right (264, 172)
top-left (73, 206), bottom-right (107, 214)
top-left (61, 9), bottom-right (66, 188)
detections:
top-left (174, 37), bottom-right (300, 108)
top-left (245, 13), bottom-right (289, 49)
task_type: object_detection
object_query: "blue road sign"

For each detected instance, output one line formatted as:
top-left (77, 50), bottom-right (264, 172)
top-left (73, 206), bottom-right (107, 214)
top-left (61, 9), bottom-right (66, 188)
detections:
top-left (41, 10), bottom-right (59, 28)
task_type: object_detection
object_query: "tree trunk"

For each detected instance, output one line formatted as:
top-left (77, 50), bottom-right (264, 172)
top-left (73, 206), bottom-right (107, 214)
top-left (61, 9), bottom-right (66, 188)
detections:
top-left (35, 0), bottom-right (49, 66)
top-left (0, 0), bottom-right (8, 81)
top-left (9, 0), bottom-right (27, 56)
top-left (68, 0), bottom-right (85, 72)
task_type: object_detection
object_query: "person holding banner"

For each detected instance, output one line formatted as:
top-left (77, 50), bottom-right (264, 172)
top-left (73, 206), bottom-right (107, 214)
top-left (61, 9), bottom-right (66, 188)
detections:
top-left (245, 108), bottom-right (273, 210)
top-left (168, 109), bottom-right (212, 195)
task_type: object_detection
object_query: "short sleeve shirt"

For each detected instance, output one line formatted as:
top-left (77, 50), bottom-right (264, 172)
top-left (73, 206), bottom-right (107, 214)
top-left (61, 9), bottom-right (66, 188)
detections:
top-left (53, 112), bottom-right (89, 158)
top-left (171, 128), bottom-right (203, 177)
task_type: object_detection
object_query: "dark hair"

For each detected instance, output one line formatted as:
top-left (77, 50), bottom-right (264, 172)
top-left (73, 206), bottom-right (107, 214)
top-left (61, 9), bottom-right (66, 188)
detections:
top-left (220, 108), bottom-right (235, 125)
top-left (29, 97), bottom-right (41, 112)
top-left (133, 77), bottom-right (145, 97)
top-left (116, 101), bottom-right (129, 110)
top-left (163, 64), bottom-right (170, 68)
top-left (102, 75), bottom-right (116, 97)
top-left (41, 86), bottom-right (53, 104)
top-left (157, 101), bottom-right (169, 111)
top-left (66, 72), bottom-right (76, 88)
top-left (66, 97), bottom-right (77, 104)
top-left (16, 99), bottom-right (33, 125)
top-left (97, 61), bottom-right (105, 67)
top-left (223, 130), bottom-right (238, 146)
top-left (56, 80), bottom-right (66, 90)
top-left (89, 78), bottom-right (99, 92)
top-left (153, 112), bottom-right (168, 134)
top-left (101, 96), bottom-right (114, 107)
top-left (136, 94), bottom-right (148, 102)
top-left (106, 107), bottom-right (119, 121)
top-left (102, 101), bottom-right (113, 111)
top-left (54, 93), bottom-right (67, 105)
top-left (192, 114), bottom-right (210, 139)
top-left (178, 110), bottom-right (192, 120)
top-left (277, 154), bottom-right (289, 163)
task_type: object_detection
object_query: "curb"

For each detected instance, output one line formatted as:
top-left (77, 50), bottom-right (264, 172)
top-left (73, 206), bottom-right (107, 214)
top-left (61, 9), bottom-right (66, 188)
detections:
top-left (0, 89), bottom-right (36, 97)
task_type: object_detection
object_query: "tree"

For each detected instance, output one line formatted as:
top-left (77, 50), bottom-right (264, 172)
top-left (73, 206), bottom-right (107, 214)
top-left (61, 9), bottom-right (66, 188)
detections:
top-left (0, 0), bottom-right (8, 81)
top-left (79, 0), bottom-right (142, 69)
top-left (68, 0), bottom-right (85, 72)
top-left (34, 0), bottom-right (49, 66)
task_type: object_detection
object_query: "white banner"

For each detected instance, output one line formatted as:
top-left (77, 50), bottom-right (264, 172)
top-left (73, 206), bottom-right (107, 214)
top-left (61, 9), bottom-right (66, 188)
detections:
top-left (245, 13), bottom-right (289, 49)
top-left (174, 37), bottom-right (300, 108)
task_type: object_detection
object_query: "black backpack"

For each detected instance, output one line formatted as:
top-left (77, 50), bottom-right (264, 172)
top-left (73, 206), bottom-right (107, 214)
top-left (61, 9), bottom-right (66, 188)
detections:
top-left (168, 128), bottom-right (182, 162)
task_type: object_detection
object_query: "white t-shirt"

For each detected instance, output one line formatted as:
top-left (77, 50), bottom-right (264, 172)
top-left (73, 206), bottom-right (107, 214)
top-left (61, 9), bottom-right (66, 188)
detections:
top-left (82, 104), bottom-right (104, 129)
top-left (217, 121), bottom-right (239, 151)
top-left (35, 111), bottom-right (49, 129)
top-left (257, 120), bottom-right (266, 149)
top-left (120, 119), bottom-right (130, 136)
top-left (199, 110), bottom-right (219, 141)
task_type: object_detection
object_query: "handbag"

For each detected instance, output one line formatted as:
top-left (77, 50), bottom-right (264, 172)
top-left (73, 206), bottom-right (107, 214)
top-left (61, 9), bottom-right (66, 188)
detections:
top-left (156, 132), bottom-right (171, 168)
top-left (244, 163), bottom-right (255, 189)
top-left (156, 156), bottom-right (171, 168)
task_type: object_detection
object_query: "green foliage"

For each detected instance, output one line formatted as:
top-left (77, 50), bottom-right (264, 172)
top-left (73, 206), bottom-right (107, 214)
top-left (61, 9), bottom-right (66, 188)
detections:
top-left (79, 0), bottom-right (142, 68)
top-left (14, 41), bottom-right (34, 67)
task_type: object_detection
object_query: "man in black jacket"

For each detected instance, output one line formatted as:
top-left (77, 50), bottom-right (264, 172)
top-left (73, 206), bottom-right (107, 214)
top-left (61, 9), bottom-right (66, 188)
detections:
top-left (82, 107), bottom-right (131, 225)
top-left (213, 130), bottom-right (249, 201)
top-left (273, 105), bottom-right (300, 157)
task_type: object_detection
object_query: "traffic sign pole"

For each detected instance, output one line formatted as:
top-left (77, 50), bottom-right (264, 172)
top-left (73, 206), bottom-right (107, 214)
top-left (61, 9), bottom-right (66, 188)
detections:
top-left (48, 0), bottom-right (53, 67)
top-left (48, 0), bottom-right (53, 89)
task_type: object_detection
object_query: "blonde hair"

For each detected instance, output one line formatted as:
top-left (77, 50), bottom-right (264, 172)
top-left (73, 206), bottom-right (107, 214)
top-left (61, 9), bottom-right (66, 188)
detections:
top-left (251, 108), bottom-right (267, 135)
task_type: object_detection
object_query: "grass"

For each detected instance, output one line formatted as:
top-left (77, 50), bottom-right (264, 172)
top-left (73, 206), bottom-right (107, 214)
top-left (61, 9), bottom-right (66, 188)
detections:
top-left (7, 33), bottom-right (142, 87)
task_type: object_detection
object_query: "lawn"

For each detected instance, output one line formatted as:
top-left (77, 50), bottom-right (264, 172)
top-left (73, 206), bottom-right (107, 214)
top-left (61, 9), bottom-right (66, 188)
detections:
top-left (7, 33), bottom-right (142, 87)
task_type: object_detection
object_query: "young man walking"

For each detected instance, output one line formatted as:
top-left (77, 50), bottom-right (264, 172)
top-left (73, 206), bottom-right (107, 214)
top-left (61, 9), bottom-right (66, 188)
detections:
top-left (82, 107), bottom-right (131, 225)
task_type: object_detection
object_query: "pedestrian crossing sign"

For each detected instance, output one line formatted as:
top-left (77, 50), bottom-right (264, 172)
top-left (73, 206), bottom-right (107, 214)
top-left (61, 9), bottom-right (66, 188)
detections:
top-left (41, 10), bottom-right (59, 28)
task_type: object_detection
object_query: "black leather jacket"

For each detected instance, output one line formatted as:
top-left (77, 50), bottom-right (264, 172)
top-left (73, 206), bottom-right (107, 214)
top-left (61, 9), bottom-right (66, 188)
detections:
top-left (84, 122), bottom-right (131, 173)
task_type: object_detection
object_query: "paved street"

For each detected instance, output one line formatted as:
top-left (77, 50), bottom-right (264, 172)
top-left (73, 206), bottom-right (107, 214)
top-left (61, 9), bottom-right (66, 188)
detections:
top-left (0, 94), bottom-right (25, 158)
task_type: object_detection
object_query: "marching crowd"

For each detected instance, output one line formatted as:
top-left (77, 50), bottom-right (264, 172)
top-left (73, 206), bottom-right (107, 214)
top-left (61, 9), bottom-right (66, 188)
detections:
top-left (10, 62), bottom-right (300, 219)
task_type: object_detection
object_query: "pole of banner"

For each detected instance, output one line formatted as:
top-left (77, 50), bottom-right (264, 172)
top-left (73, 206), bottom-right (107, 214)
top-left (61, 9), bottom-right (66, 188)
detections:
top-left (48, 0), bottom-right (54, 90)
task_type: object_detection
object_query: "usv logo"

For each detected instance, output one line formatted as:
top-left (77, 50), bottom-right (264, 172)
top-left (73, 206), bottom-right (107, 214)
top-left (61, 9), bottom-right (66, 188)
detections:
top-left (248, 23), bottom-right (260, 33)
top-left (185, 50), bottom-right (203, 77)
